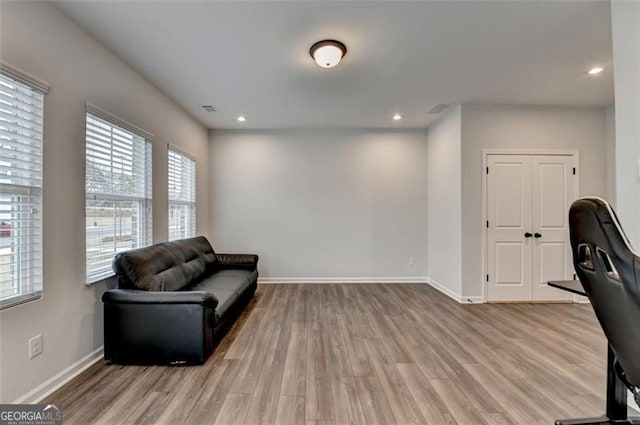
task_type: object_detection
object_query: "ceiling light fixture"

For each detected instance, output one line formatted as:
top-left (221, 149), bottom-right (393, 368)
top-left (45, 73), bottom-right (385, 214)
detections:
top-left (310, 40), bottom-right (347, 69)
top-left (588, 66), bottom-right (604, 75)
top-left (393, 114), bottom-right (402, 121)
top-left (237, 115), bottom-right (246, 122)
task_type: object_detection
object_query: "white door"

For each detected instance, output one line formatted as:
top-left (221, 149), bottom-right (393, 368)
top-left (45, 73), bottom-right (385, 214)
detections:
top-left (486, 155), bottom-right (533, 301)
top-left (487, 154), bottom-right (575, 302)
top-left (530, 156), bottom-right (575, 301)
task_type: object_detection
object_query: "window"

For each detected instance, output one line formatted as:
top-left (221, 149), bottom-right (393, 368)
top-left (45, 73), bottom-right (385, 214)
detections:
top-left (0, 64), bottom-right (48, 309)
top-left (168, 147), bottom-right (196, 240)
top-left (85, 105), bottom-right (152, 283)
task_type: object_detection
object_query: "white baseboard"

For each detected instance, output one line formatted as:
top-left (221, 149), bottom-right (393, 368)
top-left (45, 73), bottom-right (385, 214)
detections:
top-left (459, 295), bottom-right (485, 304)
top-left (13, 346), bottom-right (104, 404)
top-left (257, 277), bottom-right (485, 304)
top-left (258, 276), bottom-right (429, 284)
top-left (573, 294), bottom-right (590, 304)
top-left (426, 277), bottom-right (484, 304)
top-left (425, 277), bottom-right (460, 301)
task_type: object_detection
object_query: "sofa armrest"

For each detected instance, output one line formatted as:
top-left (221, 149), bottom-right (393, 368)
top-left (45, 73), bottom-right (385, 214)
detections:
top-left (102, 289), bottom-right (218, 308)
top-left (215, 253), bottom-right (259, 271)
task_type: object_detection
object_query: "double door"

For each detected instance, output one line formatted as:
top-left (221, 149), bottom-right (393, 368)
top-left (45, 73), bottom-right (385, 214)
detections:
top-left (486, 154), bottom-right (576, 302)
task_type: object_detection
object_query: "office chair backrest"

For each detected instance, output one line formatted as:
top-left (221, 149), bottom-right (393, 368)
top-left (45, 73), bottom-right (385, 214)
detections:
top-left (569, 197), bottom-right (640, 387)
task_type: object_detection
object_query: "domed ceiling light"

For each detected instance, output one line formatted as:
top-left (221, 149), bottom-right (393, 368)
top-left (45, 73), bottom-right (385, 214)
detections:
top-left (310, 40), bottom-right (347, 69)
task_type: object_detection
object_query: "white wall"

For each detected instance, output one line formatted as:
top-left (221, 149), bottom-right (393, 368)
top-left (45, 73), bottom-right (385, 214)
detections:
top-left (606, 104), bottom-right (617, 204)
top-left (426, 107), bottom-right (463, 298)
top-left (0, 2), bottom-right (209, 402)
top-left (210, 129), bottom-right (428, 281)
top-left (460, 105), bottom-right (607, 299)
top-left (611, 0), bottom-right (640, 248)
top-left (611, 7), bottom-right (640, 411)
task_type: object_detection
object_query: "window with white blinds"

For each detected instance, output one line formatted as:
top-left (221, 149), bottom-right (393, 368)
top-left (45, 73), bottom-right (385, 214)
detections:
top-left (85, 107), bottom-right (152, 283)
top-left (0, 68), bottom-right (46, 309)
top-left (168, 147), bottom-right (196, 241)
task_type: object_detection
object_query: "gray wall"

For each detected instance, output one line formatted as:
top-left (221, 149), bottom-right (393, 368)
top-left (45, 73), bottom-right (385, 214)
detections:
top-left (0, 2), bottom-right (209, 402)
top-left (210, 129), bottom-right (429, 280)
top-left (460, 105), bottom-right (608, 298)
top-left (611, 0), bottom-right (640, 248)
top-left (426, 107), bottom-right (462, 297)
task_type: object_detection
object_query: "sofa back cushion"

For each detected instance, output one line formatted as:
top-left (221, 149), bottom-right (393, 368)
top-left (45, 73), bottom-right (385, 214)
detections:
top-left (166, 239), bottom-right (206, 285)
top-left (112, 236), bottom-right (217, 291)
top-left (184, 236), bottom-right (217, 270)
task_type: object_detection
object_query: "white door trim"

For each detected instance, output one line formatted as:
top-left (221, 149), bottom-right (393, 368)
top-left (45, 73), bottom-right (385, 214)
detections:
top-left (481, 149), bottom-right (580, 303)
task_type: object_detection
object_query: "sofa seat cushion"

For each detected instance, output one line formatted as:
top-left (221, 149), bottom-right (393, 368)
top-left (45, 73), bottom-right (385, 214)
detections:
top-left (191, 269), bottom-right (257, 323)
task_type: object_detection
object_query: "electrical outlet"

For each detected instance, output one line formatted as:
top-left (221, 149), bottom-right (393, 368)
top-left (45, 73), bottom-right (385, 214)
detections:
top-left (408, 257), bottom-right (415, 267)
top-left (29, 334), bottom-right (42, 358)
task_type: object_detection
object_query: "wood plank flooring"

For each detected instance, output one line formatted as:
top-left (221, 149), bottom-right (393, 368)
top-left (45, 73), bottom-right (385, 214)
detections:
top-left (45, 283), bottom-right (609, 425)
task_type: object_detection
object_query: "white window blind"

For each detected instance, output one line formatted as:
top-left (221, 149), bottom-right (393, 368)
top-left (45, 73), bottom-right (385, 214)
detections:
top-left (85, 108), bottom-right (152, 283)
top-left (0, 70), bottom-right (45, 309)
top-left (168, 147), bottom-right (196, 241)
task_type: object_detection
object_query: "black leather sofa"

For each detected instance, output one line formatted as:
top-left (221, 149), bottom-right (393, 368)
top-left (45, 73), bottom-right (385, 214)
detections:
top-left (102, 236), bottom-right (258, 365)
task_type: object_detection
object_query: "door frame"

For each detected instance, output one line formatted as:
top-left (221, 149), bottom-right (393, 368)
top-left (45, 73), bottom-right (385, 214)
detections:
top-left (481, 149), bottom-right (582, 303)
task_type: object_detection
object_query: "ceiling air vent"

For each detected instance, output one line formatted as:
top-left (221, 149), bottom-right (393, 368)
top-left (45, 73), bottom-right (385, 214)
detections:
top-left (426, 103), bottom-right (451, 114)
top-left (201, 105), bottom-right (217, 113)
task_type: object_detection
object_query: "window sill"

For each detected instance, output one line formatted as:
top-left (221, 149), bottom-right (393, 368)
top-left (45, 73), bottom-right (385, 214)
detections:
top-left (0, 291), bottom-right (42, 311)
top-left (86, 274), bottom-right (116, 286)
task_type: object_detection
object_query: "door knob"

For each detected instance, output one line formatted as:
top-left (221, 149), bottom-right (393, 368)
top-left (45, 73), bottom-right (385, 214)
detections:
top-left (534, 233), bottom-right (542, 238)
top-left (524, 232), bottom-right (533, 238)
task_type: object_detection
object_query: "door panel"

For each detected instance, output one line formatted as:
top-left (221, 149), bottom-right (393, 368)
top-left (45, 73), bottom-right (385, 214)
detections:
top-left (538, 163), bottom-right (567, 228)
top-left (495, 164), bottom-right (526, 227)
top-left (487, 155), bottom-right (532, 301)
top-left (538, 242), bottom-right (568, 284)
top-left (495, 242), bottom-right (526, 285)
top-left (531, 156), bottom-right (574, 301)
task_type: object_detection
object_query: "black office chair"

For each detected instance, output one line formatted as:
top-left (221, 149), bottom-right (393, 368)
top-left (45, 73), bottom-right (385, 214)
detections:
top-left (569, 197), bottom-right (640, 406)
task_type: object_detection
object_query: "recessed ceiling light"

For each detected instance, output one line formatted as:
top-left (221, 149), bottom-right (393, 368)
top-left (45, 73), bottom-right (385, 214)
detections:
top-left (393, 114), bottom-right (402, 121)
top-left (237, 115), bottom-right (246, 122)
top-left (588, 66), bottom-right (604, 75)
top-left (310, 40), bottom-right (347, 69)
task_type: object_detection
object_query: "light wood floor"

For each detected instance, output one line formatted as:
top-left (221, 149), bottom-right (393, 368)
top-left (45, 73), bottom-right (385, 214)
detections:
top-left (46, 283), bottom-right (609, 425)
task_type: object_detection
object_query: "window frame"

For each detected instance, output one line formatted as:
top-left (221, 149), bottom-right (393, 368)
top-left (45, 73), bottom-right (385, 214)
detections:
top-left (0, 63), bottom-right (49, 310)
top-left (167, 145), bottom-right (196, 241)
top-left (84, 104), bottom-right (153, 284)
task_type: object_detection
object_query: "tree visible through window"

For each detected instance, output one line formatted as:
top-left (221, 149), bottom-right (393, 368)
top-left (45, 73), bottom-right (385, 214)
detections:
top-left (85, 108), bottom-right (152, 283)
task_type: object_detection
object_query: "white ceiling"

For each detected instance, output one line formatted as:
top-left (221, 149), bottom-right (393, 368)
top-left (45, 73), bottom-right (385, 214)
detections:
top-left (53, 1), bottom-right (614, 130)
